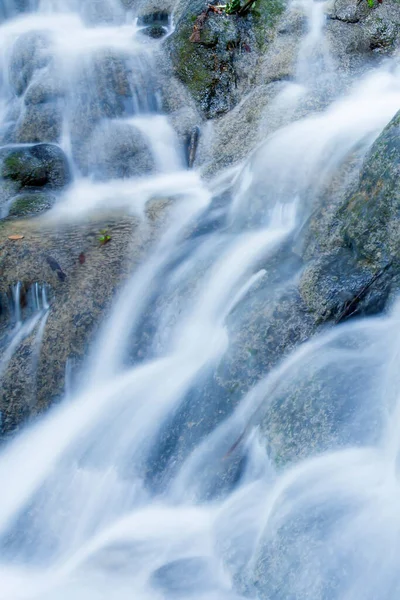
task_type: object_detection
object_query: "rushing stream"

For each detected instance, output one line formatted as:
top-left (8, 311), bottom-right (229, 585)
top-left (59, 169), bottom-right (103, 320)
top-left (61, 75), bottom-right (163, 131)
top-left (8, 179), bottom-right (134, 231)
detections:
top-left (1, 0), bottom-right (400, 598)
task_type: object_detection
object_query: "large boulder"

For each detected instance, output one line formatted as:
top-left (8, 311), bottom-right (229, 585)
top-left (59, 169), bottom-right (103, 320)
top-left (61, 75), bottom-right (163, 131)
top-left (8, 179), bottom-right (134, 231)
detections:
top-left (155, 109), bottom-right (400, 477)
top-left (0, 199), bottom-right (173, 438)
top-left (253, 109), bottom-right (400, 467)
top-left (299, 109), bottom-right (400, 324)
top-left (167, 0), bottom-right (286, 119)
top-left (0, 143), bottom-right (71, 190)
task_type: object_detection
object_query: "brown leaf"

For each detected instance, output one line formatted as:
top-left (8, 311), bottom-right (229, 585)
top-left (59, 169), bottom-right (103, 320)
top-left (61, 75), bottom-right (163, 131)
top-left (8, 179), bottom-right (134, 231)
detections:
top-left (79, 252), bottom-right (86, 265)
top-left (8, 235), bottom-right (24, 240)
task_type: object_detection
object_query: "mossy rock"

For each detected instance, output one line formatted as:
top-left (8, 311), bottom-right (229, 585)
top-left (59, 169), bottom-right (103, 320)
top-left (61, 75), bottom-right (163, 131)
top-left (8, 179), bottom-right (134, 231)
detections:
top-left (8, 191), bottom-right (55, 218)
top-left (168, 0), bottom-right (286, 118)
top-left (339, 110), bottom-right (400, 266)
top-left (0, 143), bottom-right (71, 190)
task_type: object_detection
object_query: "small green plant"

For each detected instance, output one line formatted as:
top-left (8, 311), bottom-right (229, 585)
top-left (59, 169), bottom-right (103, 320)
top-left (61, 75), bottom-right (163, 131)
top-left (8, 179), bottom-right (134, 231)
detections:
top-left (225, 0), bottom-right (241, 14)
top-left (367, 0), bottom-right (375, 6)
top-left (99, 229), bottom-right (111, 245)
top-left (224, 0), bottom-right (258, 15)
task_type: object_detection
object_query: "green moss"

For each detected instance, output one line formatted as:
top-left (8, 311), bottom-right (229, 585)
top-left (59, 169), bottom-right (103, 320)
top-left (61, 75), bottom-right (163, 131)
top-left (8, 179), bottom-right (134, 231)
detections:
top-left (2, 154), bottom-right (26, 179)
top-left (9, 193), bottom-right (53, 217)
top-left (172, 21), bottom-right (214, 99)
top-left (252, 0), bottom-right (286, 50)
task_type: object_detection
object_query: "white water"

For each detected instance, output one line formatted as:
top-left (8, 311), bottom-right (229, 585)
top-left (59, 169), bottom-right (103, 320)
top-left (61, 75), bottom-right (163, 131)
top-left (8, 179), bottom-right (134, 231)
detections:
top-left (0, 0), bottom-right (400, 598)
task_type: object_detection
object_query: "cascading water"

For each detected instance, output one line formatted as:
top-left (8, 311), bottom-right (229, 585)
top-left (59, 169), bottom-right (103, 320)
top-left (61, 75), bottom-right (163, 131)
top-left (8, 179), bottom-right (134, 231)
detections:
top-left (0, 0), bottom-right (400, 598)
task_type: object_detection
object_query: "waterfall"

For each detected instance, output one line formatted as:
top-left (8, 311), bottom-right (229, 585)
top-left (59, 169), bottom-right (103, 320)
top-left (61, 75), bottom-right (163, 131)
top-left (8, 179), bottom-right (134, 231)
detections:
top-left (0, 0), bottom-right (399, 598)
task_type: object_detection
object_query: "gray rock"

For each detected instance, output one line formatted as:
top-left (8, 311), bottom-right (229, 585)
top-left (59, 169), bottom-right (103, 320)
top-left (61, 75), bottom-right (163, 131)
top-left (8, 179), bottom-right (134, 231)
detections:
top-left (24, 69), bottom-right (65, 105)
top-left (9, 31), bottom-right (52, 96)
top-left (86, 120), bottom-right (155, 179)
top-left (14, 102), bottom-right (63, 143)
top-left (327, 0), bottom-right (400, 67)
top-left (254, 109), bottom-right (400, 467)
top-left (0, 202), bottom-right (173, 438)
top-left (196, 80), bottom-right (285, 174)
top-left (0, 143), bottom-right (71, 190)
top-left (8, 190), bottom-right (56, 218)
top-left (69, 49), bottom-right (158, 171)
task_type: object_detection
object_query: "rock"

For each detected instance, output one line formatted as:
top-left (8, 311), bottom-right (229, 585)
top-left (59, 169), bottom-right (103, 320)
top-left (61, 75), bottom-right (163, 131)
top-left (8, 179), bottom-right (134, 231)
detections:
top-left (139, 25), bottom-right (168, 39)
top-left (69, 49), bottom-right (159, 171)
top-left (8, 191), bottom-right (56, 218)
top-left (252, 110), bottom-right (400, 467)
top-left (327, 0), bottom-right (400, 67)
top-left (167, 0), bottom-right (286, 119)
top-left (137, 11), bottom-right (170, 26)
top-left (138, 12), bottom-right (170, 38)
top-left (24, 69), bottom-right (65, 105)
top-left (157, 69), bottom-right (202, 145)
top-left (86, 121), bottom-right (155, 179)
top-left (9, 31), bottom-right (52, 96)
top-left (0, 100), bottom-right (21, 145)
top-left (331, 0), bottom-right (369, 23)
top-left (186, 125), bottom-right (200, 168)
top-left (339, 111), bottom-right (400, 265)
top-left (196, 80), bottom-right (285, 174)
top-left (14, 102), bottom-right (63, 144)
top-left (151, 558), bottom-right (219, 594)
top-left (0, 143), bottom-right (71, 190)
top-left (298, 109), bottom-right (400, 323)
top-left (157, 108), bottom-right (400, 475)
top-left (0, 201), bottom-right (173, 438)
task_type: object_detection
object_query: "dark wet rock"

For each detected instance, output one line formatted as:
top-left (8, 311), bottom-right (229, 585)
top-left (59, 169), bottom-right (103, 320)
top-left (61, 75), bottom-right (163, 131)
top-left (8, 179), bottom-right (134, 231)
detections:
top-left (9, 31), bottom-right (52, 97)
top-left (0, 143), bottom-right (70, 190)
top-left (139, 25), bottom-right (168, 39)
top-left (251, 110), bottom-right (400, 467)
top-left (0, 200), bottom-right (173, 438)
top-left (339, 111), bottom-right (400, 265)
top-left (298, 109), bottom-right (400, 322)
top-left (87, 121), bottom-right (155, 179)
top-left (137, 11), bottom-right (169, 26)
top-left (167, 0), bottom-right (286, 119)
top-left (14, 102), bottom-right (63, 144)
top-left (186, 125), bottom-right (200, 168)
top-left (8, 190), bottom-right (56, 218)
